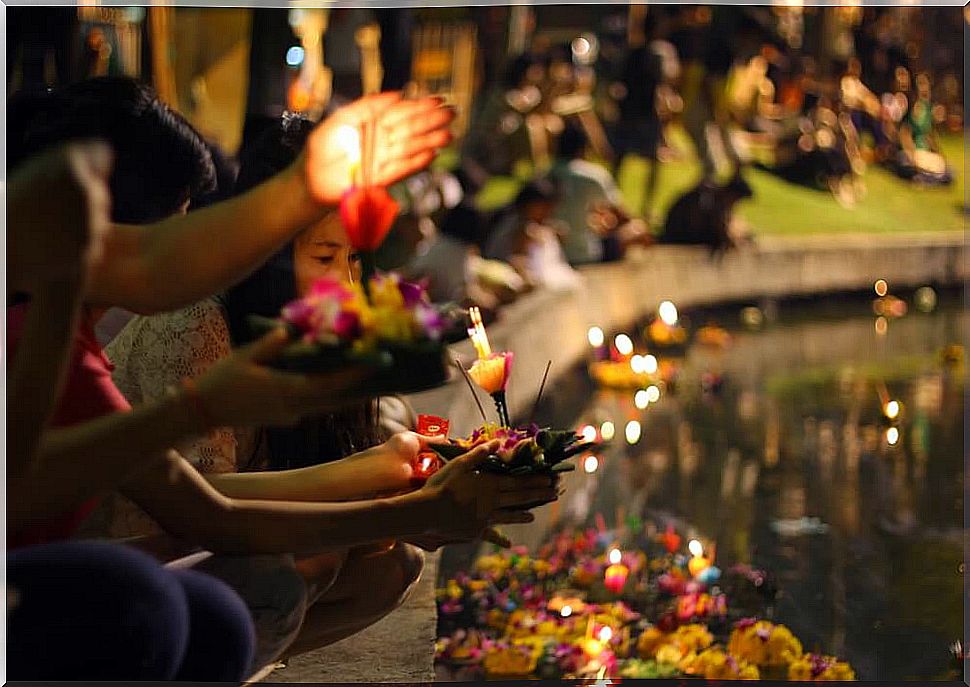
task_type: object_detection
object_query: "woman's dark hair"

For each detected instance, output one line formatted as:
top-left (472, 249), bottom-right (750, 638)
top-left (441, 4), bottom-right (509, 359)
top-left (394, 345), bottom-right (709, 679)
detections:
top-left (223, 113), bottom-right (382, 471)
top-left (9, 77), bottom-right (216, 223)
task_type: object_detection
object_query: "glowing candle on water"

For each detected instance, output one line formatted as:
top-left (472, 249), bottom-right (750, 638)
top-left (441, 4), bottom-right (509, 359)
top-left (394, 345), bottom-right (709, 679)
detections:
top-left (687, 539), bottom-right (711, 578)
top-left (600, 421), bottom-right (615, 441)
top-left (581, 425), bottom-right (597, 443)
top-left (560, 604), bottom-right (573, 618)
top-left (588, 326), bottom-right (605, 348)
top-left (584, 455), bottom-right (599, 474)
top-left (884, 400), bottom-right (900, 420)
top-left (614, 334), bottom-right (634, 357)
top-left (659, 301), bottom-right (679, 326)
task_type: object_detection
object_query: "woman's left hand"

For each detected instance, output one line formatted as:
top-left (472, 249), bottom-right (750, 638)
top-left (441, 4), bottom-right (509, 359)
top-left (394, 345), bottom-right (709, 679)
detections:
top-left (351, 431), bottom-right (446, 498)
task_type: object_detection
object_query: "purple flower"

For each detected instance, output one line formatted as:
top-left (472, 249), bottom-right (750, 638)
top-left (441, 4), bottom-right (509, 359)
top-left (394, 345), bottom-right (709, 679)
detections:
top-left (756, 626), bottom-right (772, 641)
top-left (281, 300), bottom-right (318, 335)
top-left (809, 654), bottom-right (832, 678)
top-left (735, 617), bottom-right (757, 631)
top-left (399, 279), bottom-right (425, 307)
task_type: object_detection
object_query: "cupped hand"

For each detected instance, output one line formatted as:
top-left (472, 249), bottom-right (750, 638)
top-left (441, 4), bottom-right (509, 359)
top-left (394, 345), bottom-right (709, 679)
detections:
top-left (420, 440), bottom-right (560, 542)
top-left (302, 92), bottom-right (455, 205)
top-left (349, 431), bottom-right (449, 497)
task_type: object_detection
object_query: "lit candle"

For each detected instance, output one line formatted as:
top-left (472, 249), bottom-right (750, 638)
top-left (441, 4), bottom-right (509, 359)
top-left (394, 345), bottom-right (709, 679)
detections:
top-left (687, 539), bottom-right (711, 578)
top-left (335, 124), bottom-right (362, 187)
top-left (604, 548), bottom-right (629, 594)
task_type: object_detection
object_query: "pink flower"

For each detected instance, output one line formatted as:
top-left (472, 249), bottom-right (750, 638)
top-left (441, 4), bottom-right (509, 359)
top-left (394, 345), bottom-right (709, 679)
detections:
top-left (332, 310), bottom-right (362, 340)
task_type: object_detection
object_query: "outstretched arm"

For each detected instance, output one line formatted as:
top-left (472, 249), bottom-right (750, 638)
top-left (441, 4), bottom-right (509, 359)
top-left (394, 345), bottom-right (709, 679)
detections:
top-left (87, 93), bottom-right (454, 314)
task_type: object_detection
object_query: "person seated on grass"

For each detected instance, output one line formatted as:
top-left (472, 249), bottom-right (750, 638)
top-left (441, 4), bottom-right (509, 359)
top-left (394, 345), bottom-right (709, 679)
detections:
top-left (658, 173), bottom-right (753, 257)
top-left (7, 141), bottom-right (258, 683)
top-left (892, 72), bottom-right (953, 186)
top-left (8, 78), bottom-right (555, 677)
top-left (549, 124), bottom-right (652, 265)
top-left (483, 178), bottom-right (581, 292)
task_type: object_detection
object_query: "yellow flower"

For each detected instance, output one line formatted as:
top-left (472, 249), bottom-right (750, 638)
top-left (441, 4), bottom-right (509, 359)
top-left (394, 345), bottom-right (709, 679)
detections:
top-left (637, 627), bottom-right (665, 658)
top-left (788, 654), bottom-right (856, 681)
top-left (468, 353), bottom-right (513, 394)
top-left (685, 647), bottom-right (760, 680)
top-left (728, 621), bottom-right (802, 667)
top-left (655, 644), bottom-right (684, 665)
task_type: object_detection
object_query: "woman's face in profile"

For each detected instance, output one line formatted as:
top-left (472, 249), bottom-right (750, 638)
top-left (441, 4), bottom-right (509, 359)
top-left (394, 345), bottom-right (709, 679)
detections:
top-left (292, 213), bottom-right (361, 295)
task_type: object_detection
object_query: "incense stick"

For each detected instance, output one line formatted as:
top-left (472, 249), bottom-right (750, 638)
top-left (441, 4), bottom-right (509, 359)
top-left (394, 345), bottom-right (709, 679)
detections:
top-left (530, 360), bottom-right (552, 422)
top-left (454, 358), bottom-right (489, 423)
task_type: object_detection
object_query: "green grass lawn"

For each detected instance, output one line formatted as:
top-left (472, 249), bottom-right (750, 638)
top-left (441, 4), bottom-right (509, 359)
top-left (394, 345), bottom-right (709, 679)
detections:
top-left (471, 129), bottom-right (964, 236)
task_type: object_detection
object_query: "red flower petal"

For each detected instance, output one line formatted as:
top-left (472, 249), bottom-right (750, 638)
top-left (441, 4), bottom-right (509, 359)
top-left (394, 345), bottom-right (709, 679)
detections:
top-left (339, 186), bottom-right (401, 252)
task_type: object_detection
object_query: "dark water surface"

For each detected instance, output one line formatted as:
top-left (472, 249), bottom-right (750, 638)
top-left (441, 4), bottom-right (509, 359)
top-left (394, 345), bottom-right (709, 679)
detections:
top-left (440, 290), bottom-right (966, 681)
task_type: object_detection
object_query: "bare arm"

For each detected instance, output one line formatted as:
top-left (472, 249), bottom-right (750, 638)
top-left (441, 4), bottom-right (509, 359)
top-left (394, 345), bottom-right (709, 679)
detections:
top-left (87, 168), bottom-right (318, 313)
top-left (120, 441), bottom-right (551, 555)
top-left (205, 439), bottom-right (414, 503)
top-left (8, 279), bottom-right (85, 478)
top-left (8, 389), bottom-right (202, 532)
top-left (86, 93), bottom-right (454, 314)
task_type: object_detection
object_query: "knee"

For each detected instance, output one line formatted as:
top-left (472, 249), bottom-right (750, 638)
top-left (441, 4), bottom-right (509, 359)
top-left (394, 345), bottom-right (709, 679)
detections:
top-left (296, 550), bottom-right (346, 600)
top-left (394, 543), bottom-right (425, 590)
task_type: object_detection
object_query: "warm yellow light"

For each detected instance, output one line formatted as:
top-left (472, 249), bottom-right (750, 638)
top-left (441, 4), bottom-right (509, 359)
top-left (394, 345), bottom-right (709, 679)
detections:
top-left (874, 316), bottom-right (888, 335)
top-left (625, 420), bottom-right (641, 444)
top-left (874, 279), bottom-right (888, 297)
top-left (646, 385), bottom-right (661, 403)
top-left (886, 427), bottom-right (899, 445)
top-left (688, 539), bottom-right (704, 558)
top-left (630, 355), bottom-right (646, 374)
top-left (335, 125), bottom-right (361, 164)
top-left (561, 604), bottom-right (573, 618)
top-left (608, 548), bottom-right (622, 565)
top-left (598, 626), bottom-right (614, 642)
top-left (643, 354), bottom-right (658, 374)
top-left (588, 326), bottom-right (605, 348)
top-left (658, 301), bottom-right (679, 326)
top-left (572, 36), bottom-right (591, 57)
top-left (884, 401), bottom-right (900, 420)
top-left (583, 455), bottom-right (599, 473)
top-left (614, 334), bottom-right (634, 356)
top-left (600, 421), bottom-right (615, 441)
top-left (580, 425), bottom-right (597, 442)
top-left (634, 390), bottom-right (649, 410)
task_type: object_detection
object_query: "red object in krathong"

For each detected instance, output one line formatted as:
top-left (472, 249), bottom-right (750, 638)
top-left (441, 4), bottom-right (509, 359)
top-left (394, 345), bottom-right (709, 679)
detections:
top-left (661, 525), bottom-right (682, 554)
top-left (604, 563), bottom-right (630, 594)
top-left (411, 414), bottom-right (449, 486)
top-left (339, 186), bottom-right (400, 251)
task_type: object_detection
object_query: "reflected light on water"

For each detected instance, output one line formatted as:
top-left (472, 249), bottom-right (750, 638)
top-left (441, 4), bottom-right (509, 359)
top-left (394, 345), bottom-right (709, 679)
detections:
top-left (886, 427), bottom-right (900, 445)
top-left (581, 425), bottom-right (597, 442)
top-left (600, 421), bottom-right (615, 441)
top-left (884, 400), bottom-right (900, 419)
top-left (625, 420), bottom-right (642, 444)
top-left (875, 316), bottom-right (888, 335)
top-left (634, 390), bottom-right (649, 409)
top-left (614, 334), bottom-right (634, 356)
top-left (584, 455), bottom-right (599, 473)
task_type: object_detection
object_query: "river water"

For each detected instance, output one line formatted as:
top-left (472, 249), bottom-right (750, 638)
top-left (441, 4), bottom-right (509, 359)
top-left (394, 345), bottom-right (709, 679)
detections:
top-left (440, 289), bottom-right (965, 681)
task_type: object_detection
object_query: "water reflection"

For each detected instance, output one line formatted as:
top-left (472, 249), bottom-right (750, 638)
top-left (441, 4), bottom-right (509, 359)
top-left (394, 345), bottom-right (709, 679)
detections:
top-left (453, 298), bottom-right (964, 681)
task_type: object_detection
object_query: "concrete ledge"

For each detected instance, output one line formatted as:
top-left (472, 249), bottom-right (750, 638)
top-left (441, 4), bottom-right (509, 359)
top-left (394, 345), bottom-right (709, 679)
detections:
top-left (407, 231), bottom-right (967, 433)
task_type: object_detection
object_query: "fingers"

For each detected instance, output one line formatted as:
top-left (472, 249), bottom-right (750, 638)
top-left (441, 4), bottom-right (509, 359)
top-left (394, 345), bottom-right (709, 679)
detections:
top-left (489, 510), bottom-right (535, 525)
top-left (496, 487), bottom-right (558, 510)
top-left (331, 91), bottom-right (403, 124)
top-left (450, 440), bottom-right (501, 473)
top-left (412, 432), bottom-right (449, 448)
top-left (378, 96), bottom-right (448, 130)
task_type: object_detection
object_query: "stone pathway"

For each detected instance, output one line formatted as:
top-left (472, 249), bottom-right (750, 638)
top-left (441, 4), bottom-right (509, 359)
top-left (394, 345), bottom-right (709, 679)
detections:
top-left (262, 553), bottom-right (439, 683)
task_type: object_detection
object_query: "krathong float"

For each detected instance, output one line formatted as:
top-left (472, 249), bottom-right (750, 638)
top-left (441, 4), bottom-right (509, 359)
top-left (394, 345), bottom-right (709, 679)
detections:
top-left (249, 273), bottom-right (450, 394)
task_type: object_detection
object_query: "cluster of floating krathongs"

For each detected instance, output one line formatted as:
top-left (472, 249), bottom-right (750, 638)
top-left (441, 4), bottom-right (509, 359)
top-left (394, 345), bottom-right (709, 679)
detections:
top-left (435, 521), bottom-right (855, 681)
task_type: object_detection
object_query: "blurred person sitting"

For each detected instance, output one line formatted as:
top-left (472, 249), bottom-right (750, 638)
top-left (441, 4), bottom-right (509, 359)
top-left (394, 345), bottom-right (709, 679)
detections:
top-left (549, 124), bottom-right (651, 265)
top-left (483, 178), bottom-right (581, 291)
top-left (659, 173), bottom-right (753, 256)
top-left (891, 72), bottom-right (953, 185)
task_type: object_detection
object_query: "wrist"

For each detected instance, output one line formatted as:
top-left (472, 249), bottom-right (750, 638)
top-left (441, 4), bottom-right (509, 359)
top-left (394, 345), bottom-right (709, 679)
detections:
top-left (393, 488), bottom-right (440, 537)
top-left (276, 159), bottom-right (331, 227)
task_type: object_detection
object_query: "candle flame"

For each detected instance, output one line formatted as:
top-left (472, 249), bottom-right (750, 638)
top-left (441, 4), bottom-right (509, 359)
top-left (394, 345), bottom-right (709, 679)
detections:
top-left (598, 626), bottom-right (613, 642)
top-left (561, 604), bottom-right (573, 617)
top-left (335, 125), bottom-right (361, 164)
top-left (608, 548), bottom-right (622, 565)
top-left (688, 539), bottom-right (704, 557)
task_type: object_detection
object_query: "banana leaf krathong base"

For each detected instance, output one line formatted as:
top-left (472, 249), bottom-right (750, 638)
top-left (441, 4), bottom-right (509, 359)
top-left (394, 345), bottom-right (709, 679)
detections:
top-left (429, 426), bottom-right (595, 477)
top-left (247, 315), bottom-right (449, 395)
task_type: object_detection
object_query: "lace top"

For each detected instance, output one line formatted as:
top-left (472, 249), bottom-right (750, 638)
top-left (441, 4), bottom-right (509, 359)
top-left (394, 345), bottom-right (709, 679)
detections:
top-left (95, 298), bottom-right (256, 539)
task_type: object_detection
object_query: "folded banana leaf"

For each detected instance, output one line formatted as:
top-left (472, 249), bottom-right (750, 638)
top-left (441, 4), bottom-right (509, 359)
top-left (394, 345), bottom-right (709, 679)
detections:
top-left (429, 428), bottom-right (594, 476)
top-left (246, 315), bottom-right (449, 395)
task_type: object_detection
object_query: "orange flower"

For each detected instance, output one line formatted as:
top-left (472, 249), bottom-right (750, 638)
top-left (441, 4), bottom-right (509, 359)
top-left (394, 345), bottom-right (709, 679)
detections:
top-left (468, 352), bottom-right (514, 394)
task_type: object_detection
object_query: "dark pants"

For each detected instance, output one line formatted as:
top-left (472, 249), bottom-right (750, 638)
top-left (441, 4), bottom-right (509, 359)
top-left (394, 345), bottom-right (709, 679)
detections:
top-left (7, 540), bottom-right (256, 681)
